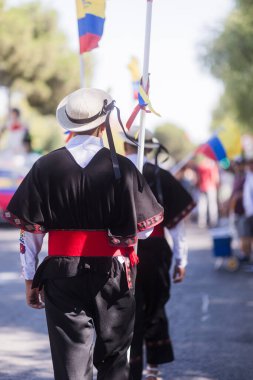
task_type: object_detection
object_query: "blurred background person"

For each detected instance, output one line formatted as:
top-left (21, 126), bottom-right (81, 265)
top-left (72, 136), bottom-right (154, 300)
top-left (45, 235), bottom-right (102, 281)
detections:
top-left (228, 157), bottom-right (250, 262)
top-left (21, 130), bottom-right (41, 170)
top-left (195, 156), bottom-right (220, 228)
top-left (242, 157), bottom-right (253, 263)
top-left (175, 164), bottom-right (199, 223)
top-left (175, 165), bottom-right (197, 197)
top-left (0, 108), bottom-right (28, 155)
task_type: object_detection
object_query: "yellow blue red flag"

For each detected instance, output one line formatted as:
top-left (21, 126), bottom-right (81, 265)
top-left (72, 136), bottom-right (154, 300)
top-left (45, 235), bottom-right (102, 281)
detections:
top-left (138, 83), bottom-right (161, 117)
top-left (76, 0), bottom-right (105, 54)
top-left (128, 57), bottom-right (141, 100)
top-left (197, 125), bottom-right (242, 162)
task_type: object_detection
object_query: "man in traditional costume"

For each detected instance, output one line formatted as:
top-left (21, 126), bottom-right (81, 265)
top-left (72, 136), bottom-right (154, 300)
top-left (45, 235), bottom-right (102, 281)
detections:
top-left (3, 89), bottom-right (164, 380)
top-left (120, 129), bottom-right (195, 380)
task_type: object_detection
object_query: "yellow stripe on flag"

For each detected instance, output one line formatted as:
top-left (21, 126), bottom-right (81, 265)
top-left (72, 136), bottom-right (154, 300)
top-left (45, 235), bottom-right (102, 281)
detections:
top-left (128, 57), bottom-right (141, 82)
top-left (218, 125), bottom-right (242, 159)
top-left (139, 85), bottom-right (161, 117)
top-left (76, 0), bottom-right (105, 20)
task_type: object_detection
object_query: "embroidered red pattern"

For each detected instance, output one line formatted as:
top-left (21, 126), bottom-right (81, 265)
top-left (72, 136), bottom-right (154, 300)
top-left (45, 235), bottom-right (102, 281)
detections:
top-left (19, 230), bottom-right (26, 254)
top-left (166, 201), bottom-right (196, 229)
top-left (3, 211), bottom-right (46, 233)
top-left (137, 211), bottom-right (164, 231)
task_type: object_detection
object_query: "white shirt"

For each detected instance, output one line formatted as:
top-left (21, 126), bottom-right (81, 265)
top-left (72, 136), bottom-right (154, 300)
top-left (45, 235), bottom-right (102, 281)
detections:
top-left (20, 135), bottom-right (152, 280)
top-left (243, 170), bottom-right (253, 217)
top-left (126, 153), bottom-right (188, 268)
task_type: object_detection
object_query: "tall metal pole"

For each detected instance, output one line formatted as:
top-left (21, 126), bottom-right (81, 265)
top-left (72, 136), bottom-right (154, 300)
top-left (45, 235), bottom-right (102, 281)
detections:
top-left (79, 54), bottom-right (85, 88)
top-left (136, 0), bottom-right (153, 173)
top-left (76, 0), bottom-right (85, 88)
top-left (128, 2), bottom-right (154, 361)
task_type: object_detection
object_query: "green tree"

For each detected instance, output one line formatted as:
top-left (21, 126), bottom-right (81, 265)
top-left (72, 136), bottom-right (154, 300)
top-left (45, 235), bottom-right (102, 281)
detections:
top-left (202, 0), bottom-right (253, 131)
top-left (154, 123), bottom-right (195, 162)
top-left (0, 1), bottom-right (93, 115)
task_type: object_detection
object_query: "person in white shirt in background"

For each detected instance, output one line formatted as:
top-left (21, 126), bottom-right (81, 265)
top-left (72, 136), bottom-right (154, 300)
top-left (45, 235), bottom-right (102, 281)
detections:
top-left (0, 108), bottom-right (28, 155)
top-left (120, 128), bottom-right (196, 380)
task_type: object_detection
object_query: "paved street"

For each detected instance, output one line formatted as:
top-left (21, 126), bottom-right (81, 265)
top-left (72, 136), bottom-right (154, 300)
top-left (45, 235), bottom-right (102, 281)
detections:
top-left (0, 224), bottom-right (253, 380)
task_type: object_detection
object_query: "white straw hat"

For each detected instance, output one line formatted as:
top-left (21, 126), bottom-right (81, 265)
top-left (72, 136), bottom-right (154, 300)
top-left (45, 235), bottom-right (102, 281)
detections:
top-left (119, 127), bottom-right (160, 149)
top-left (56, 88), bottom-right (114, 132)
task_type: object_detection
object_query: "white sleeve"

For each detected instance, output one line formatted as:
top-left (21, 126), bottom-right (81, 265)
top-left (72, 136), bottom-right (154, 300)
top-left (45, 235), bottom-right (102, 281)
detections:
top-left (169, 220), bottom-right (188, 268)
top-left (243, 175), bottom-right (253, 217)
top-left (19, 230), bottom-right (45, 280)
top-left (137, 227), bottom-right (154, 240)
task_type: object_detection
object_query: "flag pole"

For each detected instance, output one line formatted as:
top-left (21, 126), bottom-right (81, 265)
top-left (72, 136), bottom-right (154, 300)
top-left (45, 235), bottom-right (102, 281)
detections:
top-left (79, 54), bottom-right (85, 88)
top-left (129, 1), bottom-right (154, 360)
top-left (75, 0), bottom-right (85, 88)
top-left (137, 0), bottom-right (153, 173)
top-left (170, 152), bottom-right (195, 175)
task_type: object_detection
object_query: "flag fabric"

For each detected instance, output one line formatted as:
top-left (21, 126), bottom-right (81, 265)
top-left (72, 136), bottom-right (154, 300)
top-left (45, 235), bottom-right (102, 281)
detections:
top-left (138, 82), bottom-right (161, 117)
top-left (197, 136), bottom-right (227, 161)
top-left (196, 125), bottom-right (242, 162)
top-left (76, 0), bottom-right (105, 54)
top-left (132, 82), bottom-right (139, 101)
top-left (218, 124), bottom-right (242, 159)
top-left (128, 57), bottom-right (141, 100)
top-left (126, 78), bottom-right (161, 129)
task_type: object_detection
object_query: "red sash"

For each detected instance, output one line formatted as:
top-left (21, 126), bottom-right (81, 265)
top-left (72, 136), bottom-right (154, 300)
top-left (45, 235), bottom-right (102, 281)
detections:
top-left (150, 224), bottom-right (164, 238)
top-left (48, 230), bottom-right (139, 266)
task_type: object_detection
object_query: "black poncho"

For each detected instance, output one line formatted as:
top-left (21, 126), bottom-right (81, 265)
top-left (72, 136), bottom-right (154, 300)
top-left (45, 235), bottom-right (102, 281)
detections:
top-left (4, 147), bottom-right (163, 245)
top-left (143, 162), bottom-right (195, 229)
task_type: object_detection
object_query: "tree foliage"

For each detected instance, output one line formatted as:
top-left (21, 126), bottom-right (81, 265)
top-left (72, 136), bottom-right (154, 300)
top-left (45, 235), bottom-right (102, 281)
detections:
top-left (202, 0), bottom-right (253, 130)
top-left (0, 1), bottom-right (91, 115)
top-left (154, 123), bottom-right (195, 162)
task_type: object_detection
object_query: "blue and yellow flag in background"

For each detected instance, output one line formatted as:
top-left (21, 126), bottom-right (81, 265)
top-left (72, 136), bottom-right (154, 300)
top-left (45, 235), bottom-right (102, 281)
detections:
top-left (76, 0), bottom-right (105, 54)
top-left (197, 124), bottom-right (242, 164)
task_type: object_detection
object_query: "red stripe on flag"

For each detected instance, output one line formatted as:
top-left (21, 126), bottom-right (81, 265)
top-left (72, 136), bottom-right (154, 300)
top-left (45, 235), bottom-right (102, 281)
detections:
top-left (196, 144), bottom-right (217, 161)
top-left (79, 33), bottom-right (101, 53)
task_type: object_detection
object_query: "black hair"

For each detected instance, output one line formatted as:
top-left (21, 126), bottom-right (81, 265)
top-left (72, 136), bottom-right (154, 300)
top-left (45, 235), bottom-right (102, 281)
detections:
top-left (11, 108), bottom-right (21, 117)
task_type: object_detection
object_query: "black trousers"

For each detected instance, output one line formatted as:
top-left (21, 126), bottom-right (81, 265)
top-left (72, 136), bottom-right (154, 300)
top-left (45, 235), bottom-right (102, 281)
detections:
top-left (130, 238), bottom-right (174, 380)
top-left (43, 258), bottom-right (136, 380)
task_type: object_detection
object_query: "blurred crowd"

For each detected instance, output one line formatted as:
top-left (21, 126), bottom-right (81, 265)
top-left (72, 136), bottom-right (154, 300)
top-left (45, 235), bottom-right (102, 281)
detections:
top-left (176, 155), bottom-right (253, 264)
